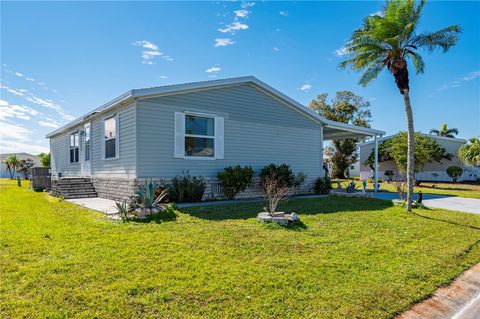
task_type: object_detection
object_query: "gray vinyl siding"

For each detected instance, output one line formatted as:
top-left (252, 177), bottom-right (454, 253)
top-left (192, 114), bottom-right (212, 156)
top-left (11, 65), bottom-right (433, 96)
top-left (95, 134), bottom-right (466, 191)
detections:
top-left (50, 102), bottom-right (136, 178)
top-left (136, 84), bottom-right (323, 178)
top-left (89, 103), bottom-right (137, 177)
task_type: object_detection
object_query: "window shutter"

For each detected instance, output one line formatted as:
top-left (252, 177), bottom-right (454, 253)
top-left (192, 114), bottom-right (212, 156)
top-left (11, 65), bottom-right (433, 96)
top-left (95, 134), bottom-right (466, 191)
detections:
top-left (174, 112), bottom-right (185, 158)
top-left (215, 117), bottom-right (224, 159)
top-left (101, 122), bottom-right (105, 160)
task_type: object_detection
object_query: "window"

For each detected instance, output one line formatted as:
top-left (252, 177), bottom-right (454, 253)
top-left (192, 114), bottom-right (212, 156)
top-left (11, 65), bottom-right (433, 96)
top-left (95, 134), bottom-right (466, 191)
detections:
top-left (350, 165), bottom-right (355, 170)
top-left (184, 114), bottom-right (215, 157)
top-left (70, 132), bottom-right (79, 163)
top-left (104, 116), bottom-right (117, 159)
top-left (85, 124), bottom-right (91, 161)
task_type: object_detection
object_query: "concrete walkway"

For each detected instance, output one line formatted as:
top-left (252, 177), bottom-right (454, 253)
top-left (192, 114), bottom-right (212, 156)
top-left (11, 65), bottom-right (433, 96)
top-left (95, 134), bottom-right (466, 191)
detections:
top-left (67, 197), bottom-right (119, 218)
top-left (397, 263), bottom-right (480, 319)
top-left (372, 192), bottom-right (480, 214)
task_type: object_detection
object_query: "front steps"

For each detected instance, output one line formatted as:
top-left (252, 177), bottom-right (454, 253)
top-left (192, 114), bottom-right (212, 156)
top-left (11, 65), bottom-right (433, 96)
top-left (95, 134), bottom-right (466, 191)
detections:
top-left (51, 177), bottom-right (98, 199)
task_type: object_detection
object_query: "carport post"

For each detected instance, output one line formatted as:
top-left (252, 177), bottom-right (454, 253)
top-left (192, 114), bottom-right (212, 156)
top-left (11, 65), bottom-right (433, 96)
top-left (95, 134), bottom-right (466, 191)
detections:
top-left (374, 135), bottom-right (378, 192)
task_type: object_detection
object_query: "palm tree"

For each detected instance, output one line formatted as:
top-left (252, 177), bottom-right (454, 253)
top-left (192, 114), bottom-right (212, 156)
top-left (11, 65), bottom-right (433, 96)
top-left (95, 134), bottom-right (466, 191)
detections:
top-left (339, 0), bottom-right (460, 211)
top-left (430, 123), bottom-right (459, 138)
top-left (458, 137), bottom-right (480, 166)
top-left (3, 154), bottom-right (20, 179)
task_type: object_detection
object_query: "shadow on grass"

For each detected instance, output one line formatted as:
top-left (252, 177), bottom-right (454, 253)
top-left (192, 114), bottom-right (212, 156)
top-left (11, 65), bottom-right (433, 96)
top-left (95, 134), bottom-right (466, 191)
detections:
top-left (179, 196), bottom-right (394, 221)
top-left (413, 210), bottom-right (480, 231)
top-left (259, 220), bottom-right (308, 231)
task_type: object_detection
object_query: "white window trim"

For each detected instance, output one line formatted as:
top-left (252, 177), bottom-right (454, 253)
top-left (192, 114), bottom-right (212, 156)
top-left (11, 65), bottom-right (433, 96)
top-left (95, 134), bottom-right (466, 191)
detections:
top-left (102, 114), bottom-right (120, 161)
top-left (84, 122), bottom-right (91, 162)
top-left (69, 131), bottom-right (80, 164)
top-left (183, 112), bottom-right (216, 160)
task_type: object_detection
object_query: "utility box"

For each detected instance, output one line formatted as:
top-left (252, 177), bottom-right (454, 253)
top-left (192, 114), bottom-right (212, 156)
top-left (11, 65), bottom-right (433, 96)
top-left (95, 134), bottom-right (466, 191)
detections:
top-left (31, 167), bottom-right (51, 191)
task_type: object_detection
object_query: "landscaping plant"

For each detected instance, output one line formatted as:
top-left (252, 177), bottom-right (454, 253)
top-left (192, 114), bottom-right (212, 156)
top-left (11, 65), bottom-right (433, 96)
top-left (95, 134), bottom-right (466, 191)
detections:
top-left (446, 166), bottom-right (463, 183)
top-left (345, 180), bottom-right (358, 193)
top-left (217, 165), bottom-right (255, 200)
top-left (259, 163), bottom-right (305, 215)
top-left (458, 137), bottom-right (480, 166)
top-left (340, 0), bottom-right (461, 211)
top-left (314, 177), bottom-right (332, 194)
top-left (168, 172), bottom-right (206, 203)
top-left (133, 181), bottom-right (170, 215)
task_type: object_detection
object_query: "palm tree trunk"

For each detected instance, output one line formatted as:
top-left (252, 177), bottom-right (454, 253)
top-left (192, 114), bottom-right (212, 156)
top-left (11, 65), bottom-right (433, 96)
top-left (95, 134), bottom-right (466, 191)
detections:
top-left (403, 91), bottom-right (415, 212)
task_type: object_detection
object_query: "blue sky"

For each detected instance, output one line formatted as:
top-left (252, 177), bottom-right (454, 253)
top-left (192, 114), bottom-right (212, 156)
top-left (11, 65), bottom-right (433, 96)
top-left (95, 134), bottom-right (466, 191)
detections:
top-left (1, 1), bottom-right (479, 154)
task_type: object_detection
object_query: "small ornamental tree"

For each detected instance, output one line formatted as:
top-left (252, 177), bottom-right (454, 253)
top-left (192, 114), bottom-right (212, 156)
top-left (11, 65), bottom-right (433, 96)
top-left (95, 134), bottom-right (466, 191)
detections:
top-left (18, 158), bottom-right (35, 179)
top-left (260, 164), bottom-right (305, 215)
top-left (217, 165), bottom-right (255, 200)
top-left (446, 166), bottom-right (463, 183)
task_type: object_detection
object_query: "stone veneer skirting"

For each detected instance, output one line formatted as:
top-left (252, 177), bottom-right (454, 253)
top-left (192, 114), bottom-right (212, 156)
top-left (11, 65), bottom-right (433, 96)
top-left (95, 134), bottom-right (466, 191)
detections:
top-left (90, 176), bottom-right (318, 202)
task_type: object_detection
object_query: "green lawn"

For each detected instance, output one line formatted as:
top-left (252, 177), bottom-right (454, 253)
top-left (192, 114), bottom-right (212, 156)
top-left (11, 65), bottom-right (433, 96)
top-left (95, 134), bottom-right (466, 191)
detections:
top-left (1, 179), bottom-right (480, 318)
top-left (335, 179), bottom-right (480, 199)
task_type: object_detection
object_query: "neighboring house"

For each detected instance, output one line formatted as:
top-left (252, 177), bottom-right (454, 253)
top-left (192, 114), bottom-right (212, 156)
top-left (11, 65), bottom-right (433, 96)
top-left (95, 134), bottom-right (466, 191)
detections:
top-left (348, 161), bottom-right (360, 177)
top-left (46, 76), bottom-right (384, 200)
top-left (0, 153), bottom-right (40, 178)
top-left (359, 134), bottom-right (480, 182)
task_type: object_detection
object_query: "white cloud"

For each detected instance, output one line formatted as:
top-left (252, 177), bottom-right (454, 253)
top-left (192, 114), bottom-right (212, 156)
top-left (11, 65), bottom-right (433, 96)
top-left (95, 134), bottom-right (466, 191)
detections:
top-left (38, 120), bottom-right (60, 128)
top-left (279, 11), bottom-right (288, 16)
top-left (218, 21), bottom-right (249, 34)
top-left (241, 1), bottom-right (255, 9)
top-left (0, 139), bottom-right (49, 154)
top-left (234, 9), bottom-right (249, 18)
top-left (0, 99), bottom-right (41, 121)
top-left (214, 38), bottom-right (235, 47)
top-left (0, 84), bottom-right (74, 121)
top-left (300, 83), bottom-right (312, 92)
top-left (334, 46), bottom-right (348, 57)
top-left (15, 72), bottom-right (23, 77)
top-left (463, 70), bottom-right (480, 81)
top-left (132, 40), bottom-right (172, 64)
top-left (273, 47), bottom-right (279, 51)
top-left (433, 70), bottom-right (480, 95)
top-left (206, 66), bottom-right (221, 73)
top-left (0, 121), bottom-right (31, 142)
top-left (159, 75), bottom-right (168, 79)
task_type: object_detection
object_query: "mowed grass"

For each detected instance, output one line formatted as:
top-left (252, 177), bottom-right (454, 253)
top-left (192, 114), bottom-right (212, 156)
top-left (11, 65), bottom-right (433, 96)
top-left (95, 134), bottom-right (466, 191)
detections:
top-left (336, 179), bottom-right (480, 199)
top-left (1, 179), bottom-right (480, 318)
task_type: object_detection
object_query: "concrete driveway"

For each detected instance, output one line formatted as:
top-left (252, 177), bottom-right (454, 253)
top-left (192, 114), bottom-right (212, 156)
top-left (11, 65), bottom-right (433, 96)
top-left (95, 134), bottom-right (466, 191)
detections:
top-left (372, 192), bottom-right (480, 214)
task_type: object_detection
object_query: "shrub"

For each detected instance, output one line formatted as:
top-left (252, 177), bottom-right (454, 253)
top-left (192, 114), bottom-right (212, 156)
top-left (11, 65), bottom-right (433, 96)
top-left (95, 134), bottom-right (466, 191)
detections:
top-left (367, 177), bottom-right (383, 183)
top-left (384, 170), bottom-right (395, 182)
top-left (259, 164), bottom-right (305, 215)
top-left (115, 200), bottom-right (129, 221)
top-left (314, 177), bottom-right (332, 194)
top-left (168, 172), bottom-right (206, 203)
top-left (217, 165), bottom-right (255, 200)
top-left (446, 166), bottom-right (463, 183)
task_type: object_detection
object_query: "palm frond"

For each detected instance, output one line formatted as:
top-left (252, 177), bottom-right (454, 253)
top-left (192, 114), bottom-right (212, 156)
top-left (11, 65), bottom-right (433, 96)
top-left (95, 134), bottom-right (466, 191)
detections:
top-left (404, 49), bottom-right (425, 74)
top-left (412, 25), bottom-right (462, 52)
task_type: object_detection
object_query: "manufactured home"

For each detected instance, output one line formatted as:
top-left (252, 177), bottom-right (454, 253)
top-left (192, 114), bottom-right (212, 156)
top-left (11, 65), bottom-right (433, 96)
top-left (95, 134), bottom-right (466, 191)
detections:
top-left (47, 76), bottom-right (384, 200)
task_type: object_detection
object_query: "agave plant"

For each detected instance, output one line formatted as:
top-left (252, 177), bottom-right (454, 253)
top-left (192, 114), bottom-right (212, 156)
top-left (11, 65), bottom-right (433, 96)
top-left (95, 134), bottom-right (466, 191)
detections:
top-left (345, 180), bottom-right (358, 193)
top-left (115, 199), bottom-right (129, 221)
top-left (135, 181), bottom-right (169, 211)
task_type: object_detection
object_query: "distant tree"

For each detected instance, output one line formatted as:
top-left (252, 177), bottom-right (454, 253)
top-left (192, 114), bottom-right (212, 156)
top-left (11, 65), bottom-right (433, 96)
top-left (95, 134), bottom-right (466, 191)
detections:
top-left (364, 132), bottom-right (453, 174)
top-left (339, 0), bottom-right (461, 211)
top-left (38, 152), bottom-right (51, 167)
top-left (429, 123), bottom-right (459, 138)
top-left (309, 91), bottom-right (371, 178)
top-left (458, 137), bottom-right (480, 166)
top-left (446, 166), bottom-right (463, 183)
top-left (18, 158), bottom-right (35, 179)
top-left (3, 154), bottom-right (20, 179)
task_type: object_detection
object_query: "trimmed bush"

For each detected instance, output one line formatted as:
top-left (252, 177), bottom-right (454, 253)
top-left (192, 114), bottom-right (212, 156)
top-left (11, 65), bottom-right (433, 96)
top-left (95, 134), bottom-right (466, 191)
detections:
top-left (446, 166), bottom-right (463, 183)
top-left (384, 170), bottom-right (395, 182)
top-left (217, 165), bottom-right (255, 200)
top-left (168, 173), bottom-right (206, 203)
top-left (314, 177), bottom-right (332, 194)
